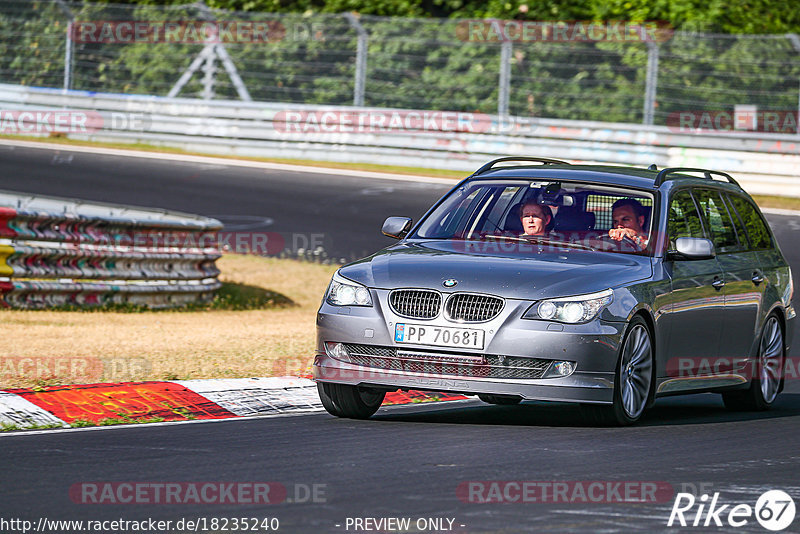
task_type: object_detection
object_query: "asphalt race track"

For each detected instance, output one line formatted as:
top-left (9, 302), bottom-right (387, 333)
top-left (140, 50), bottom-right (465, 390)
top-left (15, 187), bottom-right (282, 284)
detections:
top-left (0, 143), bottom-right (450, 261)
top-left (2, 142), bottom-right (800, 533)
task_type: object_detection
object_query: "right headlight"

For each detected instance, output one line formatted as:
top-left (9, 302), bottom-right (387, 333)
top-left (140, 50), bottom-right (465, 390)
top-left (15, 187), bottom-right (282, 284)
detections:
top-left (522, 289), bottom-right (613, 324)
top-left (326, 271), bottom-right (372, 306)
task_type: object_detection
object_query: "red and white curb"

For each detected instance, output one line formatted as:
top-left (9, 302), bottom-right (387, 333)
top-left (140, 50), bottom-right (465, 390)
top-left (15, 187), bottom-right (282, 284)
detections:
top-left (0, 378), bottom-right (468, 431)
top-left (0, 390), bottom-right (68, 428)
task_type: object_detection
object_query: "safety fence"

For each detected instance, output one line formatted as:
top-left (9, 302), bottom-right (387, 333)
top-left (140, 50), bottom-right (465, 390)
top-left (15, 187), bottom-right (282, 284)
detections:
top-left (2, 1), bottom-right (800, 127)
top-left (0, 190), bottom-right (222, 309)
top-left (1, 83), bottom-right (799, 196)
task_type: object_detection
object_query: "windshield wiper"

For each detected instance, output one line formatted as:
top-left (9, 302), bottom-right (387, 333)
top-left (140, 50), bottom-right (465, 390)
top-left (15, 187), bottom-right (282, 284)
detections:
top-left (482, 234), bottom-right (595, 251)
top-left (481, 234), bottom-right (529, 243)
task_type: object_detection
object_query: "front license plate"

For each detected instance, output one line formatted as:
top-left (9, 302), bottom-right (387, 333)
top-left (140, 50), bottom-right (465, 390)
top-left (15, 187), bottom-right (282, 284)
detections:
top-left (394, 323), bottom-right (485, 350)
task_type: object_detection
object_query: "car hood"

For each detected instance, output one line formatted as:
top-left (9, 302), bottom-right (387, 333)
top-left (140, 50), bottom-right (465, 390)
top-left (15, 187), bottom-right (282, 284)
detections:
top-left (338, 240), bottom-right (653, 301)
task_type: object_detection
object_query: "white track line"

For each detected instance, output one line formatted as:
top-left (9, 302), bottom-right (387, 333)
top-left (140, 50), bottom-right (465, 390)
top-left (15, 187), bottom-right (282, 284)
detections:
top-left (0, 408), bottom-right (325, 437)
top-left (0, 138), bottom-right (458, 185)
top-left (761, 207), bottom-right (800, 217)
top-left (3, 139), bottom-right (798, 214)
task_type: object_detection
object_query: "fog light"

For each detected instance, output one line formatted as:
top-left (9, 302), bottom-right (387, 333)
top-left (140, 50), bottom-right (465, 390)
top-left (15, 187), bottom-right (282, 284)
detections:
top-left (325, 342), bottom-right (351, 362)
top-left (544, 360), bottom-right (576, 378)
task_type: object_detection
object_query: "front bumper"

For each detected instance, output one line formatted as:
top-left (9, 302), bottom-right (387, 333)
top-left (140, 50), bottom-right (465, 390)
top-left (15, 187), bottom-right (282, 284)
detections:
top-left (314, 354), bottom-right (616, 403)
top-left (314, 295), bottom-right (626, 405)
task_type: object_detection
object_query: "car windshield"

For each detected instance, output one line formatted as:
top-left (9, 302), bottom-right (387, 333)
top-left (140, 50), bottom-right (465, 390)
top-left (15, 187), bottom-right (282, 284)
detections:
top-left (411, 179), bottom-right (655, 255)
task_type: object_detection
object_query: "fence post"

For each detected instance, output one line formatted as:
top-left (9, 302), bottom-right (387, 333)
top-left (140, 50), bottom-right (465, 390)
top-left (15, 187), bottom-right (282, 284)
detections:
top-left (64, 23), bottom-right (73, 92)
top-left (498, 41), bottom-right (512, 117)
top-left (642, 42), bottom-right (659, 126)
top-left (788, 34), bottom-right (800, 135)
top-left (55, 0), bottom-right (75, 92)
top-left (202, 51), bottom-right (216, 100)
top-left (345, 14), bottom-right (367, 107)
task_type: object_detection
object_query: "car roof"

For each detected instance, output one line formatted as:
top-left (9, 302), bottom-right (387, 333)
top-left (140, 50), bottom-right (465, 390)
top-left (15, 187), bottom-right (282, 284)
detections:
top-left (471, 164), bottom-right (747, 195)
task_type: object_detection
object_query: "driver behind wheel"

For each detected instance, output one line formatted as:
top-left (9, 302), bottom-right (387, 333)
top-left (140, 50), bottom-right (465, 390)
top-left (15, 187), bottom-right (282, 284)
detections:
top-left (519, 202), bottom-right (554, 236)
top-left (609, 198), bottom-right (648, 250)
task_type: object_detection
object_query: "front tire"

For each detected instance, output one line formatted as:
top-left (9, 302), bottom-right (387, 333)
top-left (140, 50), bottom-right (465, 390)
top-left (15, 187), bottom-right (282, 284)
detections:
top-left (317, 382), bottom-right (385, 419)
top-left (722, 315), bottom-right (784, 411)
top-left (582, 316), bottom-right (654, 426)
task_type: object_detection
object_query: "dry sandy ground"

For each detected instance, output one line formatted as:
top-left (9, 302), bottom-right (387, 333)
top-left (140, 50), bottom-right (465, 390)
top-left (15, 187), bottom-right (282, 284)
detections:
top-left (1, 255), bottom-right (338, 388)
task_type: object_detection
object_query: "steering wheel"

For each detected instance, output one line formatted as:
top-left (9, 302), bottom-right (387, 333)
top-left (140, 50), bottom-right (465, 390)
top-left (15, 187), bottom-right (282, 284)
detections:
top-left (591, 233), bottom-right (640, 252)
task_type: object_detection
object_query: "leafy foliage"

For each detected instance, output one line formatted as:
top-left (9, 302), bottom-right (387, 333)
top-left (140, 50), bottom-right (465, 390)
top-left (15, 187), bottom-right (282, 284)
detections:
top-left (1, 1), bottom-right (799, 125)
top-left (81, 0), bottom-right (800, 32)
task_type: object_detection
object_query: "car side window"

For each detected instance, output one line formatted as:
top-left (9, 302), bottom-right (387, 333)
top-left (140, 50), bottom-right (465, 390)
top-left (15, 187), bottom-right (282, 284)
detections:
top-left (693, 188), bottom-right (741, 253)
top-left (726, 194), bottom-right (773, 250)
top-left (722, 194), bottom-right (750, 249)
top-left (667, 190), bottom-right (705, 249)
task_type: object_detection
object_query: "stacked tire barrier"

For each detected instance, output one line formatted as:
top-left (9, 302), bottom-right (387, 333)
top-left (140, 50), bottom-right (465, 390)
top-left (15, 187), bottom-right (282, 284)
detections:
top-left (0, 190), bottom-right (222, 309)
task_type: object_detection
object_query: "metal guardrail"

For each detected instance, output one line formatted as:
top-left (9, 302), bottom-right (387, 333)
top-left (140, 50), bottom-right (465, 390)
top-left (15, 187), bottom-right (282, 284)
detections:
top-left (0, 83), bottom-right (798, 196)
top-left (0, 189), bottom-right (223, 309)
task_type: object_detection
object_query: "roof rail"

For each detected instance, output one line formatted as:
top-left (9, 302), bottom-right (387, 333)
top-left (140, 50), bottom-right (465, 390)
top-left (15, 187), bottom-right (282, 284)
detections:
top-left (653, 167), bottom-right (739, 188)
top-left (473, 157), bottom-right (570, 176)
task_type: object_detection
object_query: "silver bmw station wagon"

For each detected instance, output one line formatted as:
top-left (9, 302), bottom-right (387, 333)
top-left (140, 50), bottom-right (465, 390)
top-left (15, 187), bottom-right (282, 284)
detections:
top-left (314, 157), bottom-right (795, 425)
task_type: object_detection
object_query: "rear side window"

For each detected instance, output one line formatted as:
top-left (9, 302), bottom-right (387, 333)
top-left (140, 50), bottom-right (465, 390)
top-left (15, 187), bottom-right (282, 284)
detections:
top-left (727, 194), bottom-right (773, 250)
top-left (693, 189), bottom-right (741, 252)
top-left (587, 194), bottom-right (653, 230)
top-left (667, 190), bottom-right (705, 248)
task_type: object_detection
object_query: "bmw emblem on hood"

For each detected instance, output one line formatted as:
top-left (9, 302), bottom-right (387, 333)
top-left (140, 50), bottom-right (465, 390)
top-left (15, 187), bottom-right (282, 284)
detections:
top-left (443, 279), bottom-right (458, 288)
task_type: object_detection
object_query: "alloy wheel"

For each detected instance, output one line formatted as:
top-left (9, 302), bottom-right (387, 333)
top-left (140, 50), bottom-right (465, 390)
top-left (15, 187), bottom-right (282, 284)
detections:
top-left (619, 324), bottom-right (653, 419)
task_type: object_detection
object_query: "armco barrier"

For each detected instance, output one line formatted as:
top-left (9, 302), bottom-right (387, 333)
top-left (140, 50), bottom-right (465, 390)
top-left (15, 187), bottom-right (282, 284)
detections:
top-left (0, 83), bottom-right (798, 196)
top-left (0, 190), bottom-right (222, 309)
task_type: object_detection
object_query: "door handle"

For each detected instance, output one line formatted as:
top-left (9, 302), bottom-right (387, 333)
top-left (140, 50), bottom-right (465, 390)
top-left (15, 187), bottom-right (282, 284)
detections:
top-left (752, 272), bottom-right (764, 285)
top-left (712, 277), bottom-right (725, 290)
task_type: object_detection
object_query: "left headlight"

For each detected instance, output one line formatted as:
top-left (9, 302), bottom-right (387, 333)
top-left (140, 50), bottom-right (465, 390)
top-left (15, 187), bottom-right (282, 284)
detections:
top-left (326, 271), bottom-right (372, 306)
top-left (522, 289), bottom-right (613, 324)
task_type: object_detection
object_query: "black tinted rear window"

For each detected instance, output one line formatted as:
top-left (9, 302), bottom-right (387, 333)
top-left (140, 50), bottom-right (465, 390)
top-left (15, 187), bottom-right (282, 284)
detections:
top-left (727, 194), bottom-right (773, 250)
top-left (693, 188), bottom-right (741, 252)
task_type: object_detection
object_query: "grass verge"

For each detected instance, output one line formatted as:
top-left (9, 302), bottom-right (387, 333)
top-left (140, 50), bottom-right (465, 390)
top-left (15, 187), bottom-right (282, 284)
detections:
top-left (0, 254), bottom-right (337, 389)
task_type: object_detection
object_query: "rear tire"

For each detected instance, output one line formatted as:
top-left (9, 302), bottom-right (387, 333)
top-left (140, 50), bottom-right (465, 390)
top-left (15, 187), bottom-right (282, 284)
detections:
top-left (582, 316), bottom-right (654, 426)
top-left (317, 382), bottom-right (385, 419)
top-left (478, 394), bottom-right (522, 405)
top-left (722, 315), bottom-right (784, 411)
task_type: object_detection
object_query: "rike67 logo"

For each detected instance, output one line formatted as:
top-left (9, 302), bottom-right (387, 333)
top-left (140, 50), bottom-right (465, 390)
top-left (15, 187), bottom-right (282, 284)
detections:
top-left (668, 490), bottom-right (795, 531)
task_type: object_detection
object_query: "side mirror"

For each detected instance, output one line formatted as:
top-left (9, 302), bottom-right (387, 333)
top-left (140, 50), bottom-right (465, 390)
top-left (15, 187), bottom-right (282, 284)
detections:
top-left (669, 237), bottom-right (715, 260)
top-left (382, 216), bottom-right (412, 239)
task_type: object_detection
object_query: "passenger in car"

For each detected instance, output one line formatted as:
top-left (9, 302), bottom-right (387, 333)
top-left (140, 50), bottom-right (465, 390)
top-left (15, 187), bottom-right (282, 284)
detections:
top-left (609, 198), bottom-right (649, 249)
top-left (520, 202), bottom-right (554, 236)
